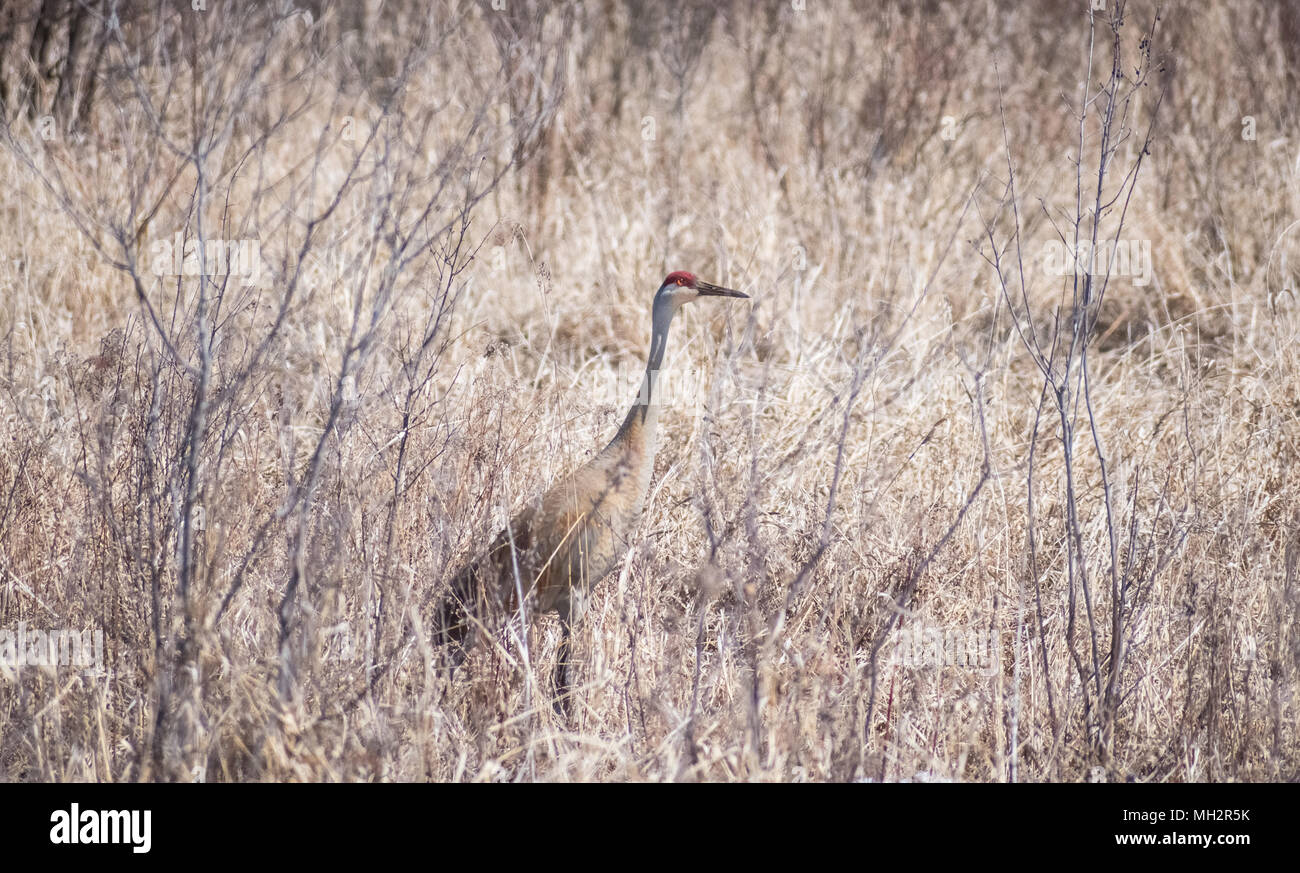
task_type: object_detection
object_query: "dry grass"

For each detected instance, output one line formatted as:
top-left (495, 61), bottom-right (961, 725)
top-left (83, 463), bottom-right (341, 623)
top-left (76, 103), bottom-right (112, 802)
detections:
top-left (0, 0), bottom-right (1297, 782)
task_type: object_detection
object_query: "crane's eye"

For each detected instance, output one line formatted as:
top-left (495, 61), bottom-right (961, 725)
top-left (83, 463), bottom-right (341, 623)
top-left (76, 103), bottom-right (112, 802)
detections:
top-left (675, 278), bottom-right (685, 286)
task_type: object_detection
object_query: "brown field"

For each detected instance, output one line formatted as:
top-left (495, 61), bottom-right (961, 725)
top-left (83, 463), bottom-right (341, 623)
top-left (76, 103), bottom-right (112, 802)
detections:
top-left (0, 0), bottom-right (1297, 782)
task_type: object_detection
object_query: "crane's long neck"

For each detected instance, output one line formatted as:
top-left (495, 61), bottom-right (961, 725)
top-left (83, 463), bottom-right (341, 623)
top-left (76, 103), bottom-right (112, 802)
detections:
top-left (617, 294), bottom-right (675, 439)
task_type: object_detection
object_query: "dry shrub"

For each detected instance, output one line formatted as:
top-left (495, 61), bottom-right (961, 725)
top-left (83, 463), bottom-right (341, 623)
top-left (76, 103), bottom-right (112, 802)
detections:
top-left (0, 0), bottom-right (1295, 781)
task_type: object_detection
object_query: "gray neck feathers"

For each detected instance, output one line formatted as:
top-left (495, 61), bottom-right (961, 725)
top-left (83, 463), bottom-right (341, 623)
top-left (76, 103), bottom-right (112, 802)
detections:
top-left (633, 292), bottom-right (676, 422)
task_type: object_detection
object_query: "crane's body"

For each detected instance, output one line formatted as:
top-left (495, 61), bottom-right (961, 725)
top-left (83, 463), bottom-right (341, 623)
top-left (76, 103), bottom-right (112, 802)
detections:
top-left (436, 271), bottom-right (747, 711)
top-left (448, 398), bottom-right (658, 627)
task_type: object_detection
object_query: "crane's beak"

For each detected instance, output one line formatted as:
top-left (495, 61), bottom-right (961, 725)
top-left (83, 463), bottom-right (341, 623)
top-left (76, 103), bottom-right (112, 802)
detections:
top-left (696, 280), bottom-right (748, 299)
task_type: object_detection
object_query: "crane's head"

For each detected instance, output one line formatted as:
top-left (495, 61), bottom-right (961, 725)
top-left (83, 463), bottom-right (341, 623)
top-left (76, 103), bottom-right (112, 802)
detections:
top-left (646, 271), bottom-right (747, 371)
top-left (656, 271), bottom-right (749, 307)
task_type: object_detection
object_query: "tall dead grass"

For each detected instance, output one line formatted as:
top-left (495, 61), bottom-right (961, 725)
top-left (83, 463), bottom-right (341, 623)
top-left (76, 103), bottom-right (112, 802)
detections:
top-left (0, 0), bottom-right (1296, 781)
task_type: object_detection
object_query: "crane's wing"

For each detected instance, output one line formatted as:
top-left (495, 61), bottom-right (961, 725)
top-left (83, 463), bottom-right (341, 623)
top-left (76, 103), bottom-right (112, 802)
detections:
top-left (435, 452), bottom-right (645, 660)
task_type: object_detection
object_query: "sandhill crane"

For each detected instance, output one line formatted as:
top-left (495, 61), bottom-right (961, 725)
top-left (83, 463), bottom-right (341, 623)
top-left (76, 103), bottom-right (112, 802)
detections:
top-left (436, 270), bottom-right (749, 713)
